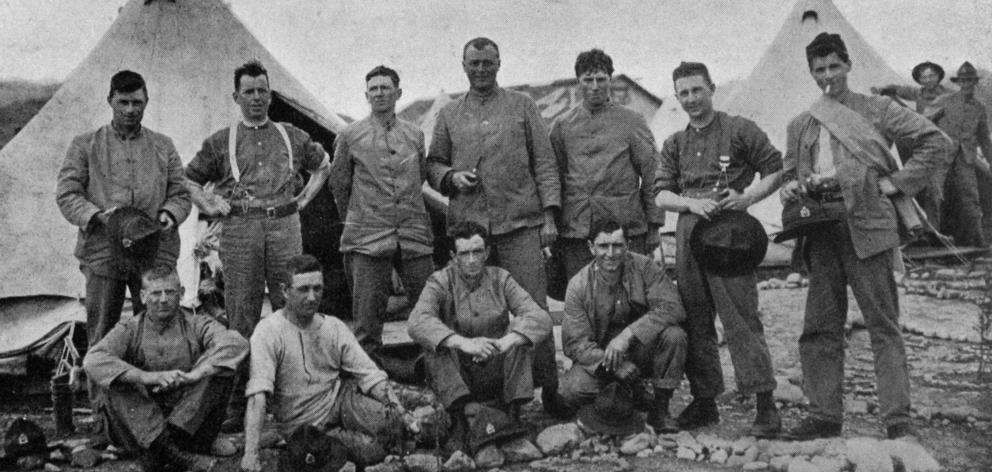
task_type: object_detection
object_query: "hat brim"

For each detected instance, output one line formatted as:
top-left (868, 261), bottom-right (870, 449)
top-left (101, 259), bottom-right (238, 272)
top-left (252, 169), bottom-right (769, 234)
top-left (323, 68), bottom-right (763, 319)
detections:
top-left (950, 76), bottom-right (979, 83)
top-left (469, 423), bottom-right (530, 453)
top-left (912, 62), bottom-right (944, 84)
top-left (576, 405), bottom-right (645, 436)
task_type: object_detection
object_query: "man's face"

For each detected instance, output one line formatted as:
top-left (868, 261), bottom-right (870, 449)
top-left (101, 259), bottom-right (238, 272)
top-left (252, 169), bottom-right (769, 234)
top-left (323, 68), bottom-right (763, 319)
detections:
top-left (589, 229), bottom-right (627, 274)
top-left (233, 74), bottom-right (271, 122)
top-left (919, 67), bottom-right (941, 89)
top-left (957, 78), bottom-right (979, 96)
top-left (578, 70), bottom-right (611, 110)
top-left (451, 235), bottom-right (488, 279)
top-left (674, 75), bottom-right (715, 120)
top-left (108, 89), bottom-right (148, 129)
top-left (809, 53), bottom-right (851, 97)
top-left (140, 274), bottom-right (183, 324)
top-left (283, 271), bottom-right (324, 319)
top-left (365, 75), bottom-right (402, 114)
top-left (463, 45), bottom-right (500, 92)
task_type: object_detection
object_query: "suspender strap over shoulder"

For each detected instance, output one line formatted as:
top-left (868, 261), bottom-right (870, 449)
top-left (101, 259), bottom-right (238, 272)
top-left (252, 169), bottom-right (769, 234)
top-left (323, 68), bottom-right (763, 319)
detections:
top-left (227, 121), bottom-right (294, 182)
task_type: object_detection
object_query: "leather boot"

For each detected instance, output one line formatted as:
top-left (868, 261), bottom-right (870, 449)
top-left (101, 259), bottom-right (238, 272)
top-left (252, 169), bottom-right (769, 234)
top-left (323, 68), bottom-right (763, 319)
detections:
top-left (150, 430), bottom-right (216, 472)
top-left (676, 397), bottom-right (719, 429)
top-left (646, 389), bottom-right (679, 434)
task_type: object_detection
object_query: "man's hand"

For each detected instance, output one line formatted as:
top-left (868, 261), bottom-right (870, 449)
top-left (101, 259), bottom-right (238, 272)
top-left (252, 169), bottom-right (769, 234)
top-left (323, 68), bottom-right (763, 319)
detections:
top-left (685, 198), bottom-right (719, 220)
top-left (780, 180), bottom-right (805, 203)
top-left (878, 177), bottom-right (899, 196)
top-left (144, 370), bottom-right (184, 392)
top-left (456, 336), bottom-right (498, 361)
top-left (158, 211), bottom-right (176, 231)
top-left (240, 451), bottom-right (262, 472)
top-left (603, 331), bottom-right (632, 372)
top-left (540, 210), bottom-right (558, 248)
top-left (718, 189), bottom-right (752, 211)
top-left (977, 158), bottom-right (992, 176)
top-left (494, 332), bottom-right (526, 354)
top-left (614, 360), bottom-right (640, 381)
top-left (451, 171), bottom-right (479, 192)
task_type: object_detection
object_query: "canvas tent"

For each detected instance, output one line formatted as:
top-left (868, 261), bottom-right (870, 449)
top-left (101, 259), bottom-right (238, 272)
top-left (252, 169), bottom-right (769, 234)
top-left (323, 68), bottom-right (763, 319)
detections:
top-left (0, 0), bottom-right (348, 361)
top-left (650, 0), bottom-right (907, 237)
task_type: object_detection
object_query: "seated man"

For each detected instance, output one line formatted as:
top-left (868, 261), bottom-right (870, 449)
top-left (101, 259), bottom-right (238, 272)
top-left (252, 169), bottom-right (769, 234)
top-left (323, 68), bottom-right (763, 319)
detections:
top-left (560, 219), bottom-right (687, 432)
top-left (408, 221), bottom-right (552, 449)
top-left (240, 255), bottom-right (411, 472)
top-left (83, 264), bottom-right (248, 472)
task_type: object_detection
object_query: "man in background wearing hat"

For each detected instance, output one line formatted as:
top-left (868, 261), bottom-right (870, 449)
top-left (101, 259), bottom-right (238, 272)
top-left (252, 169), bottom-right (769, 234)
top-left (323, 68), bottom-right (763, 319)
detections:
top-left (328, 65), bottom-right (434, 354)
top-left (653, 61), bottom-right (784, 437)
top-left (427, 37), bottom-right (564, 416)
top-left (780, 33), bottom-right (948, 440)
top-left (550, 49), bottom-right (664, 282)
top-left (872, 61), bottom-right (953, 237)
top-left (56, 70), bottom-right (192, 412)
top-left (242, 254), bottom-right (412, 472)
top-left (184, 60), bottom-right (332, 431)
top-left (408, 221), bottom-right (552, 452)
top-left (559, 219), bottom-right (686, 432)
top-left (83, 264), bottom-right (247, 471)
top-left (928, 62), bottom-right (992, 247)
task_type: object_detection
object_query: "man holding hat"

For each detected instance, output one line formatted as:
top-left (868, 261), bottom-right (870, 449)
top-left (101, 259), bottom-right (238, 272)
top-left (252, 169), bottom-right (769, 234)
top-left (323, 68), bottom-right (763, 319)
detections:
top-left (654, 61), bottom-right (783, 437)
top-left (780, 32), bottom-right (948, 440)
top-left (184, 60), bottom-right (332, 431)
top-left (559, 218), bottom-right (686, 432)
top-left (928, 62), bottom-right (992, 247)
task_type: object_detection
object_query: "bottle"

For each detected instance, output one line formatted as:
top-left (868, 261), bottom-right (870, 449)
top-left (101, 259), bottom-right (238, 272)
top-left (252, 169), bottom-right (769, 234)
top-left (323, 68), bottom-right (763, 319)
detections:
top-left (713, 155), bottom-right (731, 197)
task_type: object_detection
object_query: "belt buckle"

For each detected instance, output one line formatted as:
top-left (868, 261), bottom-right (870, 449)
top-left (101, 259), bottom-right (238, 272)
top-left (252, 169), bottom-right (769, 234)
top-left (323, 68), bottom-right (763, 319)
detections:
top-left (266, 207), bottom-right (276, 218)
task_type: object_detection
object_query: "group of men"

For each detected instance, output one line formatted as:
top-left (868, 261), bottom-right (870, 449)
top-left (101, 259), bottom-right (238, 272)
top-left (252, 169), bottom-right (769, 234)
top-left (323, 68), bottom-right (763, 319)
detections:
top-left (59, 31), bottom-right (971, 471)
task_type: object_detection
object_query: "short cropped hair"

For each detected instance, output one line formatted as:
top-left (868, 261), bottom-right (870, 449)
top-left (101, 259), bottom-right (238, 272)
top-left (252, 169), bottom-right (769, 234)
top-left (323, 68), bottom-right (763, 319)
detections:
top-left (234, 60), bottom-right (269, 92)
top-left (672, 61), bottom-right (713, 87)
top-left (588, 219), bottom-right (628, 242)
top-left (141, 263), bottom-right (179, 286)
top-left (366, 65), bottom-right (400, 87)
top-left (805, 32), bottom-right (850, 66)
top-left (450, 221), bottom-right (489, 249)
top-left (463, 37), bottom-right (500, 59)
top-left (287, 254), bottom-right (323, 276)
top-left (575, 49), bottom-right (614, 78)
top-left (109, 70), bottom-right (147, 100)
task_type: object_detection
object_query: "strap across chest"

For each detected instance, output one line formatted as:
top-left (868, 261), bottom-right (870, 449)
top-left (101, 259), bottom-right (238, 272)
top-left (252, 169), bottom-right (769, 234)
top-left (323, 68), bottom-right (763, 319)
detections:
top-left (227, 121), bottom-right (294, 182)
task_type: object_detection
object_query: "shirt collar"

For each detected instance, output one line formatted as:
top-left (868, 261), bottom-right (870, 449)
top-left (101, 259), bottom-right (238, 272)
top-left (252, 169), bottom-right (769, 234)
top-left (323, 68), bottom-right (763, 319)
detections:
top-left (370, 114), bottom-right (397, 131)
top-left (241, 117), bottom-right (271, 130)
top-left (581, 99), bottom-right (613, 116)
top-left (110, 122), bottom-right (143, 141)
top-left (687, 111), bottom-right (720, 134)
top-left (465, 86), bottom-right (501, 104)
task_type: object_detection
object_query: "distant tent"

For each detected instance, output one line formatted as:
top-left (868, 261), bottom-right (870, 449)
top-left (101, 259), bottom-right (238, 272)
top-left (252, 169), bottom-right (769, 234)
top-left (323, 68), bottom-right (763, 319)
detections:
top-left (650, 0), bottom-right (906, 235)
top-left (0, 0), bottom-right (347, 359)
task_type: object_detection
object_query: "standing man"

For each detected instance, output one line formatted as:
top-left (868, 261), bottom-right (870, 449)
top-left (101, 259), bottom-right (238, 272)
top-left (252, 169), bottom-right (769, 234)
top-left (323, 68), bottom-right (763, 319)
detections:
top-left (83, 264), bottom-right (247, 472)
top-left (427, 37), bottom-right (564, 414)
top-left (872, 61), bottom-right (952, 114)
top-left (184, 60), bottom-right (332, 431)
top-left (408, 222), bottom-right (552, 450)
top-left (654, 61), bottom-right (783, 438)
top-left (780, 33), bottom-right (948, 440)
top-left (56, 70), bottom-right (191, 410)
top-left (929, 62), bottom-right (992, 247)
top-left (559, 219), bottom-right (686, 431)
top-left (550, 49), bottom-right (664, 281)
top-left (241, 255), bottom-right (411, 472)
top-left (329, 65), bottom-right (434, 353)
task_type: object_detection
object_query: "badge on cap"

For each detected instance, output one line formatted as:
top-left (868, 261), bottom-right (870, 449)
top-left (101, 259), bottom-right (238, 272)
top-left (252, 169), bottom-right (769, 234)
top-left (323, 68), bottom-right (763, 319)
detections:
top-left (800, 206), bottom-right (811, 218)
top-left (305, 452), bottom-right (316, 465)
top-left (17, 434), bottom-right (28, 445)
top-left (486, 423), bottom-right (496, 435)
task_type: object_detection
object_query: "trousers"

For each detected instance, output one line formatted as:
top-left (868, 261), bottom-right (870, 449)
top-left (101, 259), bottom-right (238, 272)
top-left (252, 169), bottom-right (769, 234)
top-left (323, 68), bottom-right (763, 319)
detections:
top-left (344, 250), bottom-right (434, 352)
top-left (423, 344), bottom-right (534, 409)
top-left (941, 156), bottom-right (984, 247)
top-left (488, 225), bottom-right (557, 390)
top-left (801, 221), bottom-right (911, 427)
top-left (559, 326), bottom-right (687, 408)
top-left (83, 267), bottom-right (145, 409)
top-left (103, 373), bottom-right (232, 452)
top-left (675, 213), bottom-right (777, 398)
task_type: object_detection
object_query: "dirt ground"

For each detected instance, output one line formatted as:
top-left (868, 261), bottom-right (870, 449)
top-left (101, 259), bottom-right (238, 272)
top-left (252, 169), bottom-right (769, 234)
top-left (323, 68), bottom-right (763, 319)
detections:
top-left (1, 287), bottom-right (990, 471)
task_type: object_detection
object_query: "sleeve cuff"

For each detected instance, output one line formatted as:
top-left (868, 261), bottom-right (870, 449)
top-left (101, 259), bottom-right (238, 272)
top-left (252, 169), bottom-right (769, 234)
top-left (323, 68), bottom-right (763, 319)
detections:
top-left (357, 372), bottom-right (389, 394)
top-left (245, 379), bottom-right (274, 398)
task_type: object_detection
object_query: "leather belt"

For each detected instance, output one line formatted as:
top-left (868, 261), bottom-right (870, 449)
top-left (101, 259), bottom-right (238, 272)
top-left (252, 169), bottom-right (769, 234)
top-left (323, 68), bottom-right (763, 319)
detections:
top-left (811, 190), bottom-right (844, 203)
top-left (227, 201), bottom-right (298, 219)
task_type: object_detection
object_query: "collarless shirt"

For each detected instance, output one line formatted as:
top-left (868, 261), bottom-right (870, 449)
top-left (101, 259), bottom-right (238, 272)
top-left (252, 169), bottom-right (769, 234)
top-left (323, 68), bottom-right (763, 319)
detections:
top-left (427, 87), bottom-right (560, 235)
top-left (246, 311), bottom-right (387, 432)
top-left (550, 101), bottom-right (664, 238)
top-left (185, 121), bottom-right (328, 202)
top-left (655, 111), bottom-right (782, 196)
top-left (329, 115), bottom-right (433, 258)
top-left (931, 92), bottom-right (991, 164)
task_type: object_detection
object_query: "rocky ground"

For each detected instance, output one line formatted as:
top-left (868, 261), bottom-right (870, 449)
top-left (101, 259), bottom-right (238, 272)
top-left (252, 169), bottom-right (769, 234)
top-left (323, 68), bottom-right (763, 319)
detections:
top-left (2, 268), bottom-right (990, 471)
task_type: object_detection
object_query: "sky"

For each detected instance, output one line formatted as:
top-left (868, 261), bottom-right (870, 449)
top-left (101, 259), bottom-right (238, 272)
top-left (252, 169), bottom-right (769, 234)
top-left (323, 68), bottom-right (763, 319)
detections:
top-left (1, 0), bottom-right (990, 118)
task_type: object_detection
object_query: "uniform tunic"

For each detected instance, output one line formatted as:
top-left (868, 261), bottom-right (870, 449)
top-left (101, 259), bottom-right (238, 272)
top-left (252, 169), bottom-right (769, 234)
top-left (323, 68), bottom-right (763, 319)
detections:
top-left (655, 111), bottom-right (781, 398)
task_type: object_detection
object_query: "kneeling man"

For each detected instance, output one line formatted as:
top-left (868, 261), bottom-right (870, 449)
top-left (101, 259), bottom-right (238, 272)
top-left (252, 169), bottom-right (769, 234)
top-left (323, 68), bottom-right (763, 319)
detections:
top-left (241, 255), bottom-right (410, 472)
top-left (560, 219), bottom-right (687, 432)
top-left (408, 221), bottom-right (552, 447)
top-left (83, 264), bottom-right (248, 471)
